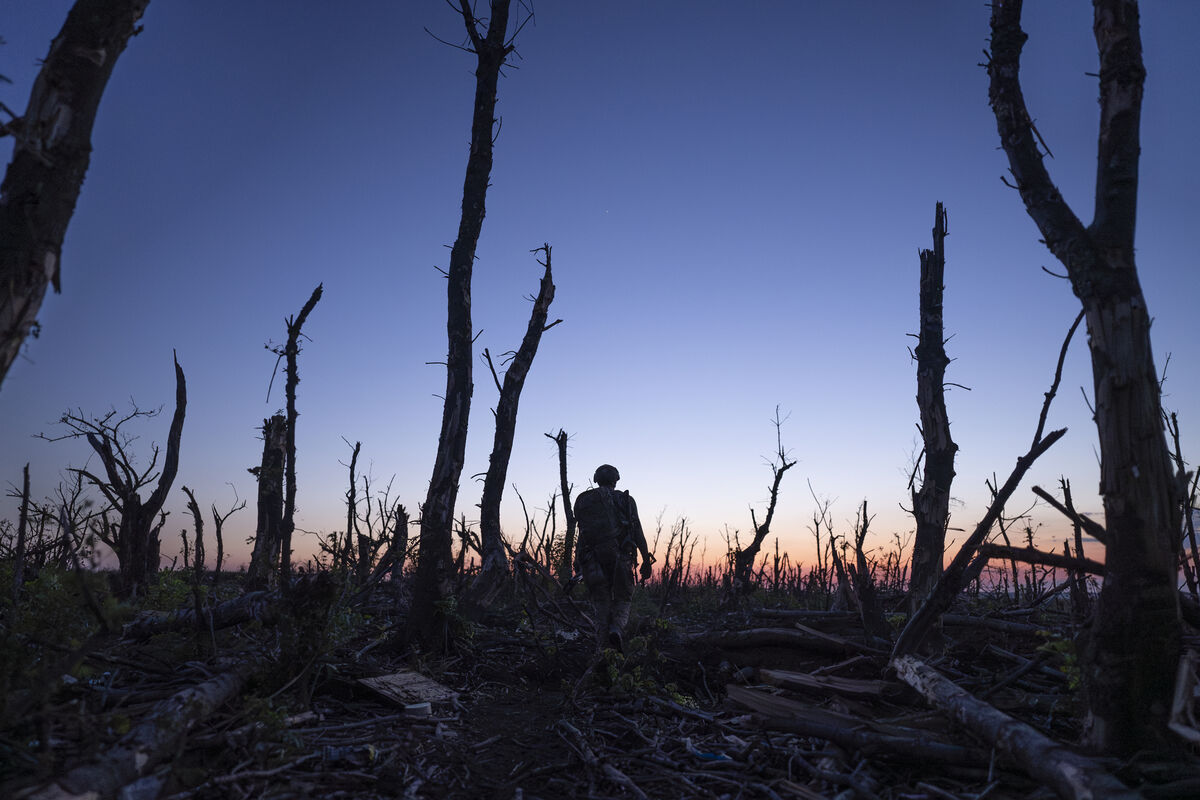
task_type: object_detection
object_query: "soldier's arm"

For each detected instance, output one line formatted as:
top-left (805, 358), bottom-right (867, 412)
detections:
top-left (625, 494), bottom-right (652, 561)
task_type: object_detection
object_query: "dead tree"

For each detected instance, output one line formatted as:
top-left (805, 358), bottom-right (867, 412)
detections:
top-left (0, 0), bottom-right (152, 388)
top-left (732, 408), bottom-right (796, 592)
top-left (988, 0), bottom-right (1181, 753)
top-left (273, 284), bottom-right (322, 585)
top-left (893, 314), bottom-right (1079, 658)
top-left (11, 464), bottom-right (31, 605)
top-left (546, 428), bottom-right (577, 580)
top-left (245, 414), bottom-right (286, 591)
top-left (209, 490), bottom-right (243, 592)
top-left (471, 246), bottom-right (561, 605)
top-left (908, 202), bottom-right (958, 615)
top-left (341, 439), bottom-right (362, 573)
top-left (409, 0), bottom-right (519, 649)
top-left (46, 355), bottom-right (186, 597)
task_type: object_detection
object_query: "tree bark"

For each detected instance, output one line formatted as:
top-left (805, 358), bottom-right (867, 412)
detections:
top-left (471, 247), bottom-right (559, 605)
top-left (0, 0), bottom-right (152, 389)
top-left (988, 0), bottom-right (1181, 754)
top-left (409, 0), bottom-right (514, 650)
top-left (909, 202), bottom-right (958, 615)
top-left (246, 414), bottom-right (286, 591)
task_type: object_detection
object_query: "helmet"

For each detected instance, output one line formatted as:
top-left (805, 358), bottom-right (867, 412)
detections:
top-left (593, 464), bottom-right (620, 486)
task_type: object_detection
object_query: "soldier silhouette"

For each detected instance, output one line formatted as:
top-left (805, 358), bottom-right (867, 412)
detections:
top-left (572, 464), bottom-right (653, 651)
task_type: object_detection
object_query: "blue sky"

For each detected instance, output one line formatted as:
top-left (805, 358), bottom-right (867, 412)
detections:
top-left (2, 1), bottom-right (1197, 570)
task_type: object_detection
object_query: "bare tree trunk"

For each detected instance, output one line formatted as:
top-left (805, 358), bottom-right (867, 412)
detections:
top-left (209, 494), bottom-right (243, 594)
top-left (409, 0), bottom-right (515, 650)
top-left (546, 429), bottom-right (576, 580)
top-left (909, 202), bottom-right (957, 615)
top-left (391, 504), bottom-right (410, 582)
top-left (12, 464), bottom-right (30, 606)
top-left (988, 0), bottom-right (1181, 754)
top-left (343, 439), bottom-right (362, 573)
top-left (181, 485), bottom-right (207, 640)
top-left (279, 285), bottom-right (322, 586)
top-left (471, 247), bottom-right (559, 605)
top-left (0, 0), bottom-right (152, 389)
top-left (246, 414), bottom-right (286, 591)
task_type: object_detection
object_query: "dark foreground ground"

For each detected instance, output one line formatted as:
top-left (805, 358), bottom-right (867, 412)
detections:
top-left (4, 575), bottom-right (1200, 799)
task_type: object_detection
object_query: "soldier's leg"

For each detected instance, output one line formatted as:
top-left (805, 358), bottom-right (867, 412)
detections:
top-left (607, 556), bottom-right (637, 649)
top-left (581, 551), bottom-right (612, 646)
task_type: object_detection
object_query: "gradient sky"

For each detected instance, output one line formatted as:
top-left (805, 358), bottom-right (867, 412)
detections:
top-left (2, 1), bottom-right (1197, 571)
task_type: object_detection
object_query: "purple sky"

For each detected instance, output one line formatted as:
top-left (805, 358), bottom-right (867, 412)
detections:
top-left (2, 1), bottom-right (1198, 571)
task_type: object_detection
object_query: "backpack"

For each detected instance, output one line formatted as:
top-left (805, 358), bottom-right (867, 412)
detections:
top-left (574, 487), bottom-right (631, 551)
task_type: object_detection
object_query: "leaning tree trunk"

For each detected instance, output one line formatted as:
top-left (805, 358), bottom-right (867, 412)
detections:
top-left (409, 0), bottom-right (514, 650)
top-left (908, 202), bottom-right (958, 616)
top-left (246, 414), bottom-right (286, 591)
top-left (988, 0), bottom-right (1181, 754)
top-left (471, 247), bottom-right (560, 606)
top-left (0, 0), bottom-right (152, 389)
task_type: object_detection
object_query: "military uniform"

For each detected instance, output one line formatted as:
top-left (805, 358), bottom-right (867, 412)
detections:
top-left (574, 478), bottom-right (650, 650)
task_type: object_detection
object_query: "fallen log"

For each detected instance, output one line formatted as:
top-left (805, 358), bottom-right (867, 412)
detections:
top-left (122, 590), bottom-right (280, 640)
top-left (726, 685), bottom-right (986, 765)
top-left (696, 627), bottom-right (884, 656)
top-left (891, 655), bottom-right (1137, 799)
top-left (942, 614), bottom-right (1054, 636)
top-left (24, 664), bottom-right (251, 800)
top-left (758, 667), bottom-right (903, 699)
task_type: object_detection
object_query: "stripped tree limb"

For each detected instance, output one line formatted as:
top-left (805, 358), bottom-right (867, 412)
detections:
top-left (891, 655), bottom-right (1138, 799)
top-left (25, 664), bottom-right (251, 800)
